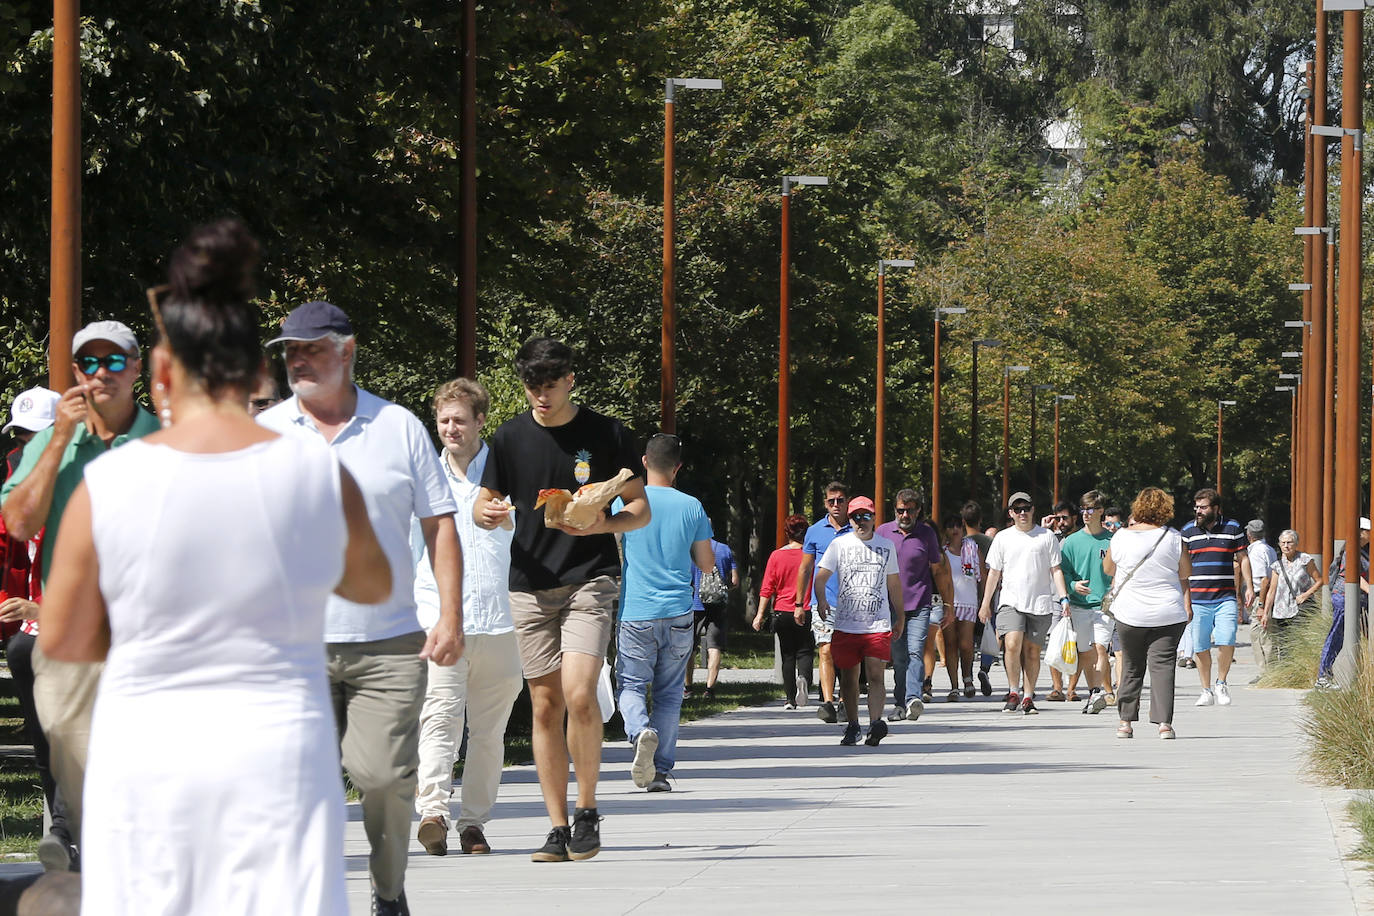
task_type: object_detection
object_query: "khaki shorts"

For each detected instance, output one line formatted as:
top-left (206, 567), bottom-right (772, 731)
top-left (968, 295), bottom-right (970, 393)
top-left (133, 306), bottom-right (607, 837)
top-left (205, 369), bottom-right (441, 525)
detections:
top-left (510, 576), bottom-right (618, 679)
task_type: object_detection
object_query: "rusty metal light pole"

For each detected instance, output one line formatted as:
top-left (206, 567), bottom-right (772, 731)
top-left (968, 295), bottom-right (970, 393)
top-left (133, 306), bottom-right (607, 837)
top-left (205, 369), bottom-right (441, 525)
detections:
top-left (1315, 0), bottom-right (1335, 577)
top-left (776, 175), bottom-right (828, 545)
top-left (660, 77), bottom-right (723, 434)
top-left (1276, 385), bottom-right (1298, 511)
top-left (1001, 365), bottom-right (1029, 511)
top-left (1052, 394), bottom-right (1075, 505)
top-left (1030, 383), bottom-right (1054, 507)
top-left (458, 0), bottom-right (477, 379)
top-left (970, 338), bottom-right (1000, 501)
top-left (50, 0), bottom-right (81, 390)
top-left (930, 303), bottom-right (966, 525)
top-left (875, 258), bottom-right (915, 524)
top-left (1216, 400), bottom-right (1237, 495)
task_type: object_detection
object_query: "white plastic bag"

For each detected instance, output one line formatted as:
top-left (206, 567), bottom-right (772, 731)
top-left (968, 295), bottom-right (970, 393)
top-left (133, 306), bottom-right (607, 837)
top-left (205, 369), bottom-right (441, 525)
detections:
top-left (1177, 619), bottom-right (1195, 659)
top-left (1046, 616), bottom-right (1077, 677)
top-left (980, 616), bottom-right (1000, 657)
top-left (596, 660), bottom-right (616, 723)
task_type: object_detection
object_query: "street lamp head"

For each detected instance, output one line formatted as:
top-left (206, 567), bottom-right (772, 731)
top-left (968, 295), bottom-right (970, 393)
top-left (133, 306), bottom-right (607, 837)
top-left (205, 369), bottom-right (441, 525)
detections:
top-left (1275, 386), bottom-right (1294, 392)
top-left (880, 258), bottom-right (916, 271)
top-left (1295, 227), bottom-right (1325, 236)
top-left (1278, 373), bottom-right (1301, 380)
top-left (1284, 320), bottom-right (1310, 328)
top-left (1219, 400), bottom-right (1238, 406)
top-left (1006, 365), bottom-right (1030, 376)
top-left (783, 175), bottom-right (829, 194)
top-left (1288, 283), bottom-right (1313, 291)
top-left (1056, 393), bottom-right (1076, 400)
top-left (665, 77), bottom-right (723, 101)
top-left (937, 307), bottom-right (968, 317)
top-left (1281, 351), bottom-right (1302, 358)
top-left (1033, 383), bottom-right (1055, 392)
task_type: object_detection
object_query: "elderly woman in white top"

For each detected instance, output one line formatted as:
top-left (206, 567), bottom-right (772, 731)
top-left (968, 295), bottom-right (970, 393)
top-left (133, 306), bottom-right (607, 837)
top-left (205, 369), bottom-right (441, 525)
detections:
top-left (1103, 487), bottom-right (1192, 740)
top-left (1259, 529), bottom-right (1321, 661)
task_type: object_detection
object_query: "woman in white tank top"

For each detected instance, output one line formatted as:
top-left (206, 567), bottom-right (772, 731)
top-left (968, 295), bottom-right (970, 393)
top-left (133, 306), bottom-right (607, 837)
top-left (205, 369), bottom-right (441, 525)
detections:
top-left (40, 220), bottom-right (390, 915)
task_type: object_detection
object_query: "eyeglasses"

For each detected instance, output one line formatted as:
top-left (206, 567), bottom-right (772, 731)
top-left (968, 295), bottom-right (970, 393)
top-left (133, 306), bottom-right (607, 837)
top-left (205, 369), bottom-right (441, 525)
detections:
top-left (1010, 505), bottom-right (1033, 514)
top-left (825, 497), bottom-right (847, 506)
top-left (75, 354), bottom-right (130, 374)
top-left (1104, 521), bottom-right (1123, 530)
top-left (1081, 507), bottom-right (1100, 514)
top-left (851, 513), bottom-right (874, 522)
top-left (1053, 515), bottom-right (1071, 522)
top-left (894, 507), bottom-right (915, 515)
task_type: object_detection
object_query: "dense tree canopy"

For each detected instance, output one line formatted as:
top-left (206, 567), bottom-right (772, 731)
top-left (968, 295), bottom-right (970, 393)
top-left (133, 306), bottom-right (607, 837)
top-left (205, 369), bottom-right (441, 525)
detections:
top-left (0, 0), bottom-right (1324, 600)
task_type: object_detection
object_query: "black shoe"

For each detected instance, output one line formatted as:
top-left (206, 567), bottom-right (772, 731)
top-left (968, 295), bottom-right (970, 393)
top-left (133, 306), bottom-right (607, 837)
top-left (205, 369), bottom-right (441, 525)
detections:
top-left (840, 721), bottom-right (862, 746)
top-left (37, 831), bottom-right (78, 873)
top-left (979, 671), bottom-right (993, 696)
top-left (701, 687), bottom-right (715, 700)
top-left (371, 889), bottom-right (410, 916)
top-left (922, 678), bottom-right (933, 703)
top-left (531, 825), bottom-right (571, 862)
top-left (568, 807), bottom-right (601, 860)
top-left (817, 700), bottom-right (838, 724)
top-left (963, 680), bottom-right (976, 698)
top-left (864, 719), bottom-right (889, 746)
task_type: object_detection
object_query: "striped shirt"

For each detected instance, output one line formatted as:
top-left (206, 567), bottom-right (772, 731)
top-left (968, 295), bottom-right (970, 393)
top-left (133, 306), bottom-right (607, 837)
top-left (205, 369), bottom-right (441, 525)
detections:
top-left (1180, 517), bottom-right (1245, 600)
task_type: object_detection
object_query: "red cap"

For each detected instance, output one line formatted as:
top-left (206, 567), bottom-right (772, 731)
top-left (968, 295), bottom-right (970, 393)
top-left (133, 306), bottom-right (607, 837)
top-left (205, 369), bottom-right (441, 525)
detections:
top-left (847, 496), bottom-right (876, 517)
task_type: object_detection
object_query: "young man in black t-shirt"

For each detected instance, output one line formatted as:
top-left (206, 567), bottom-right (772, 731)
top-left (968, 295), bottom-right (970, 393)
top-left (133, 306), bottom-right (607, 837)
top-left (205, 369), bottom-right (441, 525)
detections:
top-left (476, 338), bottom-right (649, 863)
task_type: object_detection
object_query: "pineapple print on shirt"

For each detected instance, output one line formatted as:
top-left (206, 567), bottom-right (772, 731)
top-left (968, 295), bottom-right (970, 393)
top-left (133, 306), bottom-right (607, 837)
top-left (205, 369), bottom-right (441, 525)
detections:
top-left (574, 449), bottom-right (592, 486)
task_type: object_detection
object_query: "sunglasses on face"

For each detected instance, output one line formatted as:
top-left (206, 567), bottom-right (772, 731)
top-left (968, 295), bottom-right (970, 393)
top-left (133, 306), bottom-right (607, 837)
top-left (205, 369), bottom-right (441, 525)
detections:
top-left (894, 507), bottom-right (916, 515)
top-left (826, 497), bottom-right (847, 506)
top-left (75, 354), bottom-right (129, 374)
top-left (1010, 505), bottom-right (1033, 514)
top-left (1105, 521), bottom-right (1122, 530)
top-left (1081, 507), bottom-right (1100, 514)
top-left (1053, 515), bottom-right (1071, 522)
top-left (851, 513), bottom-right (874, 522)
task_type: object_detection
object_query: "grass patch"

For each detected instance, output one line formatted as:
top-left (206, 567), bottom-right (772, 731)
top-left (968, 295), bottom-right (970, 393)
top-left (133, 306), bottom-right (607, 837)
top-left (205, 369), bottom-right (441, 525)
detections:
top-left (1349, 795), bottom-right (1374, 864)
top-left (717, 626), bottom-right (779, 670)
top-left (0, 694), bottom-right (41, 858)
top-left (1304, 656), bottom-right (1374, 788)
top-left (1258, 600), bottom-right (1330, 689)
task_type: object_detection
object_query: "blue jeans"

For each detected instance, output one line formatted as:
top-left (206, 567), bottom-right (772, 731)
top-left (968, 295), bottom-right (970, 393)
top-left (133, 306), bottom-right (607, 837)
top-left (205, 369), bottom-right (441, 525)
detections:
top-left (616, 612), bottom-right (695, 774)
top-left (890, 607), bottom-right (932, 707)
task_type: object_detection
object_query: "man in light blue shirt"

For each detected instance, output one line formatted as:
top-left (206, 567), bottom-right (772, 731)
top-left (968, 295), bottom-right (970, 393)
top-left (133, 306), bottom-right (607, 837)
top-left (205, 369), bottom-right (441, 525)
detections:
top-left (616, 433), bottom-right (713, 792)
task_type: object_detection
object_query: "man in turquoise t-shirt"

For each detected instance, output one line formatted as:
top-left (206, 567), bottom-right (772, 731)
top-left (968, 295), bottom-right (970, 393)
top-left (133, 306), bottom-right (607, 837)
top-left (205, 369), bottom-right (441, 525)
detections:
top-left (616, 433), bottom-right (713, 792)
top-left (1058, 489), bottom-right (1115, 714)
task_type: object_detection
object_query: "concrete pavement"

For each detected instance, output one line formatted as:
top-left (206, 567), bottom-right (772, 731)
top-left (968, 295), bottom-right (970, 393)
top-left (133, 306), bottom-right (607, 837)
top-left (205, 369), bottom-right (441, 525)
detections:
top-left (349, 649), bottom-right (1372, 915)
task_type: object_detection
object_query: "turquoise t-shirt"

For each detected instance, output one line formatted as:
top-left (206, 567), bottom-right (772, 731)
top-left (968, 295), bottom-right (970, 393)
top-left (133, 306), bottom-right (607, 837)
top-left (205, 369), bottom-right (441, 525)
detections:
top-left (617, 485), bottom-right (713, 621)
top-left (1060, 527), bottom-right (1114, 608)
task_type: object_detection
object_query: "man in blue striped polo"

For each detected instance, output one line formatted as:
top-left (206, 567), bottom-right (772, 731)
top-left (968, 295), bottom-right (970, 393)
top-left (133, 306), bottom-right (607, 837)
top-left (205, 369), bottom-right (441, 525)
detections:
top-left (1180, 488), bottom-right (1252, 706)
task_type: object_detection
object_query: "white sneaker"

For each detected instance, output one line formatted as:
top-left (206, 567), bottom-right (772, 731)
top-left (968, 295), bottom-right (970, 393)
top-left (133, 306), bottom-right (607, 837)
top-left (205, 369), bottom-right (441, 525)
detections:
top-left (905, 696), bottom-right (925, 721)
top-left (631, 728), bottom-right (659, 788)
top-left (887, 705), bottom-right (907, 722)
top-left (1214, 681), bottom-right (1232, 706)
top-left (1195, 688), bottom-right (1215, 707)
top-left (795, 676), bottom-right (809, 708)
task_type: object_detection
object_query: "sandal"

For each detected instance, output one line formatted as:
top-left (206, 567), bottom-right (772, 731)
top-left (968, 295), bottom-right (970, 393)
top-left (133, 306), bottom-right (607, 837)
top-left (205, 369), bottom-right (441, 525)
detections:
top-left (1159, 724), bottom-right (1176, 740)
top-left (1116, 724), bottom-right (1133, 739)
top-left (1047, 690), bottom-right (1067, 702)
top-left (1068, 692), bottom-right (1082, 702)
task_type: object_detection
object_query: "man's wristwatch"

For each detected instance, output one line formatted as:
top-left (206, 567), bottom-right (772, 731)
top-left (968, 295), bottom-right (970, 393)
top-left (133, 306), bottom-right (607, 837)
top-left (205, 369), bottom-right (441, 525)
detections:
top-left (1058, 596), bottom-right (1070, 606)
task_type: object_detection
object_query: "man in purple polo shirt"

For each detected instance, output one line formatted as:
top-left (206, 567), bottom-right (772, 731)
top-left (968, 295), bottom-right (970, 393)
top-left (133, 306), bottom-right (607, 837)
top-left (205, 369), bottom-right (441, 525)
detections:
top-left (877, 487), bottom-right (953, 722)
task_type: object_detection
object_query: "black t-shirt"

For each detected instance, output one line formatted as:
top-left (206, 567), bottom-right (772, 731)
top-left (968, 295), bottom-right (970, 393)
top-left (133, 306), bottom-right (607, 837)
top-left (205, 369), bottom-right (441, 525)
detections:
top-left (482, 406), bottom-right (642, 591)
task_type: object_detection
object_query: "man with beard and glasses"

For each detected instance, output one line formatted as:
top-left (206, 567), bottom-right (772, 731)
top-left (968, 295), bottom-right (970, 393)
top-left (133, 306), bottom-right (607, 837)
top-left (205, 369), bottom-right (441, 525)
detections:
top-left (1179, 488), bottom-right (1250, 707)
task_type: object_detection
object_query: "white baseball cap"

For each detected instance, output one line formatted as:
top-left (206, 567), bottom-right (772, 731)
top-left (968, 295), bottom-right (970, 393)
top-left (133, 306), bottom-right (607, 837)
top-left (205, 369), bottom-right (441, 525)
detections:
top-left (3, 387), bottom-right (60, 435)
top-left (72, 320), bottom-right (139, 356)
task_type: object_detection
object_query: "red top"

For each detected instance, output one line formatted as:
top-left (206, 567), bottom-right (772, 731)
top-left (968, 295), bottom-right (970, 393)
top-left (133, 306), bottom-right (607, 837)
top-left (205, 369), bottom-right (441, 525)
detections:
top-left (760, 546), bottom-right (806, 613)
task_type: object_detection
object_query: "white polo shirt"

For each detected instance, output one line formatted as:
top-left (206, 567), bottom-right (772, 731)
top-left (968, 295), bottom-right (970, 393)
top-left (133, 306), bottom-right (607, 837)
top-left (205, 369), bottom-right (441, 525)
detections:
top-left (258, 387), bottom-right (457, 642)
top-left (985, 524), bottom-right (1062, 615)
top-left (410, 442), bottom-right (514, 636)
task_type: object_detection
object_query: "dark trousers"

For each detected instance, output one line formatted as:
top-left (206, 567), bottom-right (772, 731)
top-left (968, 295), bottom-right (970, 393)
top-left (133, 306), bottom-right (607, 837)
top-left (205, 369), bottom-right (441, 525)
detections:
top-left (774, 612), bottom-right (815, 704)
top-left (5, 632), bottom-right (70, 842)
top-left (1117, 620), bottom-right (1187, 725)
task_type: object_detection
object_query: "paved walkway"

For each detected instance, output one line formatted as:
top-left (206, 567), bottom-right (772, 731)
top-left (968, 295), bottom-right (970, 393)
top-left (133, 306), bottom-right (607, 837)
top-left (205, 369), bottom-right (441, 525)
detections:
top-left (347, 649), bottom-right (1373, 915)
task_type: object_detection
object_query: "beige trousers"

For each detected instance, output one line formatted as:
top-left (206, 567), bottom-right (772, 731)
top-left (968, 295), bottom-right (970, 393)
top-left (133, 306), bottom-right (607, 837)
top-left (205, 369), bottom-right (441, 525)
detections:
top-left (328, 631), bottom-right (427, 901)
top-left (414, 632), bottom-right (523, 828)
top-left (31, 644), bottom-right (102, 845)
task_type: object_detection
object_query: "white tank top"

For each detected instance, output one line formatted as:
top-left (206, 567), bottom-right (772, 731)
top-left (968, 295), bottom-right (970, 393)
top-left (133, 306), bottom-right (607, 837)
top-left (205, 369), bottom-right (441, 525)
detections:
top-left (84, 436), bottom-right (346, 695)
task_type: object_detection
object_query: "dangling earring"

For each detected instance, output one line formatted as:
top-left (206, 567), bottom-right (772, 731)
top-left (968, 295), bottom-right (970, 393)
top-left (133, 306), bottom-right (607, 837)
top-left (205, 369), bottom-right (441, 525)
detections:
top-left (155, 382), bottom-right (172, 429)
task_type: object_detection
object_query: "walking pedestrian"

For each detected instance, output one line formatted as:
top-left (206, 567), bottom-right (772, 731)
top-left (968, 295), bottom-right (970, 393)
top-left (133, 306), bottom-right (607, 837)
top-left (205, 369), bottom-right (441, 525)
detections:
top-left (686, 537), bottom-right (737, 699)
top-left (1103, 487), bottom-right (1191, 739)
top-left (40, 219), bottom-right (391, 912)
top-left (1317, 519), bottom-right (1370, 687)
top-left (977, 492), bottom-right (1072, 715)
top-left (753, 514), bottom-right (815, 709)
top-left (1244, 519), bottom-right (1279, 671)
top-left (617, 433), bottom-right (713, 793)
top-left (796, 482), bottom-right (852, 723)
top-left (260, 299), bottom-right (464, 914)
top-left (812, 497), bottom-right (903, 747)
top-left (876, 487), bottom-right (951, 720)
top-left (1258, 529), bottom-right (1320, 665)
top-left (1059, 490), bottom-right (1114, 712)
top-left (941, 515), bottom-right (983, 700)
top-left (475, 337), bottom-right (649, 863)
top-left (1180, 489), bottom-right (1250, 707)
top-left (413, 379), bottom-right (524, 857)
top-left (961, 501), bottom-right (996, 696)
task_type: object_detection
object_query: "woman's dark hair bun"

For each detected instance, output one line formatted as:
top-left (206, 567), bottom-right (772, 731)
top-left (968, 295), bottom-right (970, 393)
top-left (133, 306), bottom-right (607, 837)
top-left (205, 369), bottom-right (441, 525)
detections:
top-left (168, 218), bottom-right (260, 305)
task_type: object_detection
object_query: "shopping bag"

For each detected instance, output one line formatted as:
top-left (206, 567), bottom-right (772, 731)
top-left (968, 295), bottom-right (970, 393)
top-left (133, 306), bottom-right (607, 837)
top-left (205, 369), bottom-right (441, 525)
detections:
top-left (596, 660), bottom-right (616, 723)
top-left (1062, 632), bottom-right (1078, 667)
top-left (1047, 616), bottom-right (1077, 677)
top-left (980, 616), bottom-right (1000, 657)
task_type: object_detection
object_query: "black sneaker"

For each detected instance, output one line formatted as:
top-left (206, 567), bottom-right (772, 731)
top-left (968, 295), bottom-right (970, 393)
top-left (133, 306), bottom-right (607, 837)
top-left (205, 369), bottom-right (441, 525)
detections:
top-left (979, 670), bottom-right (993, 696)
top-left (840, 721), bottom-right (862, 745)
top-left (864, 719), bottom-right (889, 746)
top-left (963, 680), bottom-right (976, 699)
top-left (922, 678), bottom-right (934, 703)
top-left (531, 825), bottom-right (571, 862)
top-left (817, 700), bottom-right (838, 724)
top-left (371, 889), bottom-right (410, 916)
top-left (1001, 691), bottom-right (1020, 714)
top-left (1021, 696), bottom-right (1039, 715)
top-left (568, 807), bottom-right (601, 860)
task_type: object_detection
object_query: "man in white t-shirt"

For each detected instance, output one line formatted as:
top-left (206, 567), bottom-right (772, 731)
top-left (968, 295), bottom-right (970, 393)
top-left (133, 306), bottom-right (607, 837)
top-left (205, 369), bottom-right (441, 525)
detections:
top-left (1245, 519), bottom-right (1279, 672)
top-left (813, 497), bottom-right (903, 747)
top-left (978, 491), bottom-right (1072, 716)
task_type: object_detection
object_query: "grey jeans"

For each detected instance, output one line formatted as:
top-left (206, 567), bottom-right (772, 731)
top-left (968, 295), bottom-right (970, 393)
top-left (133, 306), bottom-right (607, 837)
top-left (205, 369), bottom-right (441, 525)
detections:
top-left (328, 631), bottom-right (427, 901)
top-left (1116, 620), bottom-right (1187, 724)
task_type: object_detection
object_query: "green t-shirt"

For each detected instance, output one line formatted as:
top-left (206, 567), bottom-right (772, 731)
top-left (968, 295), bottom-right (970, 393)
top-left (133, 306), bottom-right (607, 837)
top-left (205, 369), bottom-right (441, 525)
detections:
top-left (2, 407), bottom-right (160, 583)
top-left (1059, 527), bottom-right (1114, 609)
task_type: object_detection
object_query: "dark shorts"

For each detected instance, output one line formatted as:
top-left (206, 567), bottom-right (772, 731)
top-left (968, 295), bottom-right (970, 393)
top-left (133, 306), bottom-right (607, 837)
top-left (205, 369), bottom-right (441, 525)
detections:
top-left (831, 630), bottom-right (892, 669)
top-left (694, 602), bottom-right (728, 651)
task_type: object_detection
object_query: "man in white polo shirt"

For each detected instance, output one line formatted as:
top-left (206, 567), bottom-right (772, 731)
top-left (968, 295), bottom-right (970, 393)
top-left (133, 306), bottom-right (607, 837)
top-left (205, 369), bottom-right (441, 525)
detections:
top-left (259, 301), bottom-right (463, 916)
top-left (978, 491), bottom-right (1072, 716)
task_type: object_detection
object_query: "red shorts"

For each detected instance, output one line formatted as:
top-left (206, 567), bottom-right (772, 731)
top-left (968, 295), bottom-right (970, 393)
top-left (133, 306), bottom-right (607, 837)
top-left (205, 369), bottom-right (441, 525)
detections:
top-left (831, 630), bottom-right (892, 669)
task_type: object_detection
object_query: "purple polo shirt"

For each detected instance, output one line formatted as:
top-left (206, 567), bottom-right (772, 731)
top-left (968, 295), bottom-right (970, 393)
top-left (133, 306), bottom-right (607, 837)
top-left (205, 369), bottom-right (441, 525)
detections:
top-left (876, 519), bottom-right (942, 612)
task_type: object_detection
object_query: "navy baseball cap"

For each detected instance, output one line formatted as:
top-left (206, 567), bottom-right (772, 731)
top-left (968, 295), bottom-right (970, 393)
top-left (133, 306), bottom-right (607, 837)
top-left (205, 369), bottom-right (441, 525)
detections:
top-left (266, 301), bottom-right (354, 345)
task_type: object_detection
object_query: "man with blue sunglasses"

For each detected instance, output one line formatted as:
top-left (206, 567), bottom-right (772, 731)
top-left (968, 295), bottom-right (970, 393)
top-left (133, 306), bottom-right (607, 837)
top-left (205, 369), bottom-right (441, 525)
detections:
top-left (2, 319), bottom-right (158, 871)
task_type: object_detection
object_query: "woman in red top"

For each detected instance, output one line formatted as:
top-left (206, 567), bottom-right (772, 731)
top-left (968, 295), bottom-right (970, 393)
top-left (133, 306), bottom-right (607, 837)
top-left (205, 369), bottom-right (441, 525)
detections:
top-left (753, 514), bottom-right (815, 708)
